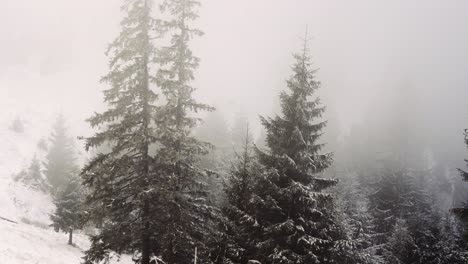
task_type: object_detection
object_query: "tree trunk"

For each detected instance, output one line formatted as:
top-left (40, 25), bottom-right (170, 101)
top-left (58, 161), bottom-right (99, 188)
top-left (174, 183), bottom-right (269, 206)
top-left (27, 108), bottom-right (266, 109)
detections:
top-left (68, 228), bottom-right (73, 245)
top-left (141, 3), bottom-right (152, 263)
top-left (141, 200), bottom-right (150, 264)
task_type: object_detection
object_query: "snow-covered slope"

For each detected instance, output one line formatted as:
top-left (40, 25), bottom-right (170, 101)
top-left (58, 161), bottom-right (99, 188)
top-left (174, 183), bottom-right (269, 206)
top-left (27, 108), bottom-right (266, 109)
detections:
top-left (0, 126), bottom-right (131, 263)
top-left (0, 219), bottom-right (132, 264)
top-left (0, 112), bottom-right (130, 263)
top-left (0, 113), bottom-right (52, 223)
top-left (0, 110), bottom-right (85, 224)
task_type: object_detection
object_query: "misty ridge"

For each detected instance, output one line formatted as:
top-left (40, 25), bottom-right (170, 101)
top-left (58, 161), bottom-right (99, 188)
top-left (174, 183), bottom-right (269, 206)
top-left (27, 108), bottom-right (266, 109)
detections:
top-left (1, 0), bottom-right (468, 264)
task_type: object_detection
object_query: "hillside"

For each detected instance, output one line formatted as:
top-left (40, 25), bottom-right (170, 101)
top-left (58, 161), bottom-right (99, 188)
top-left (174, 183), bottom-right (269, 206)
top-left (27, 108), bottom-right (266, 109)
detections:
top-left (0, 219), bottom-right (132, 264)
top-left (0, 114), bottom-right (131, 263)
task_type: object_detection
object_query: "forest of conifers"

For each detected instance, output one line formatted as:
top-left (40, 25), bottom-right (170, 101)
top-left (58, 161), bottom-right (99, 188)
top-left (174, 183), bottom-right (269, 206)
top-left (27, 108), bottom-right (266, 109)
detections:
top-left (7, 0), bottom-right (468, 264)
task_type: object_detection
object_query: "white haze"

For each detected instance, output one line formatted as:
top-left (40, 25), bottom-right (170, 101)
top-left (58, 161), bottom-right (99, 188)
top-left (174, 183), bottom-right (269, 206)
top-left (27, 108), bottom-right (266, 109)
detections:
top-left (1, 0), bottom-right (467, 162)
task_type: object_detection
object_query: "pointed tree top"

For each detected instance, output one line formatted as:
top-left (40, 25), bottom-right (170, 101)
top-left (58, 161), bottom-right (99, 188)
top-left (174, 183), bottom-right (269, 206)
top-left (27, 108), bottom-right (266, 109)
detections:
top-left (300, 25), bottom-right (311, 58)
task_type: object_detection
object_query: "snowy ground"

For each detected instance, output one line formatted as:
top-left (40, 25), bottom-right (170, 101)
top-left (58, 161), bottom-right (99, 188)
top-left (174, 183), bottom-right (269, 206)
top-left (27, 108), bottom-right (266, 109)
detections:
top-left (0, 115), bottom-right (131, 263)
top-left (0, 219), bottom-right (132, 264)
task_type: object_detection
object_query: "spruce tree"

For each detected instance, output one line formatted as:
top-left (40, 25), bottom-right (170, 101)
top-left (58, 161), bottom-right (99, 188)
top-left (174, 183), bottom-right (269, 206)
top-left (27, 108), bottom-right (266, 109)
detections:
top-left (81, 0), bottom-right (159, 263)
top-left (50, 174), bottom-right (84, 245)
top-left (225, 126), bottom-right (256, 217)
top-left (334, 174), bottom-right (383, 264)
top-left (368, 169), bottom-right (416, 262)
top-left (406, 170), bottom-right (444, 263)
top-left (254, 36), bottom-right (339, 264)
top-left (227, 35), bottom-right (351, 263)
top-left (151, 0), bottom-right (217, 262)
top-left (368, 168), bottom-right (448, 263)
top-left (215, 125), bottom-right (259, 264)
top-left (430, 214), bottom-right (468, 264)
top-left (369, 170), bottom-right (417, 241)
top-left (381, 218), bottom-right (417, 264)
top-left (44, 114), bottom-right (78, 194)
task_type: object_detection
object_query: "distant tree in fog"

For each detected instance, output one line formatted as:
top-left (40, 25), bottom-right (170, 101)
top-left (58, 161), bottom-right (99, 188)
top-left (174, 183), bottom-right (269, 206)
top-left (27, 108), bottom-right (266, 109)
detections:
top-left (44, 114), bottom-right (78, 194)
top-left (212, 125), bottom-right (259, 263)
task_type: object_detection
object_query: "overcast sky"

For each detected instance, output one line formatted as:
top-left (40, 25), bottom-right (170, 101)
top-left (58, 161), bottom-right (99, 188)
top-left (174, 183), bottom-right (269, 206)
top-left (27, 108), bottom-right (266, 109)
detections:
top-left (1, 0), bottom-right (467, 156)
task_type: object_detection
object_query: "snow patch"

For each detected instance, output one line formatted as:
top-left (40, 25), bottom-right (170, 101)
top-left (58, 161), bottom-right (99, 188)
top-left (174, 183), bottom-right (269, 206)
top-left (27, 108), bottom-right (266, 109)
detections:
top-left (0, 220), bottom-right (132, 264)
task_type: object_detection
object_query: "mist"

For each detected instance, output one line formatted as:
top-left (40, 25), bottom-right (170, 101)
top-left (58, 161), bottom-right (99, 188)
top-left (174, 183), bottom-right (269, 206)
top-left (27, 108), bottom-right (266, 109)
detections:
top-left (1, 0), bottom-right (468, 263)
top-left (2, 1), bottom-right (467, 134)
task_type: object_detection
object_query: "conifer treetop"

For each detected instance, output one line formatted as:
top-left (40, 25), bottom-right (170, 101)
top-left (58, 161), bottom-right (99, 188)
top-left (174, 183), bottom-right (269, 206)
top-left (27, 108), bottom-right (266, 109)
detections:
top-left (259, 31), bottom-right (333, 186)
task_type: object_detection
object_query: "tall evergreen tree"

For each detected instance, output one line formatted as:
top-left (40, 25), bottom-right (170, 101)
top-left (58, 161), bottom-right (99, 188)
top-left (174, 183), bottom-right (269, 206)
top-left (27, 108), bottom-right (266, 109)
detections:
top-left (334, 174), bottom-right (384, 264)
top-left (369, 170), bottom-right (417, 241)
top-left (214, 125), bottom-right (259, 264)
top-left (367, 168), bottom-right (460, 263)
top-left (81, 1), bottom-right (159, 263)
top-left (429, 213), bottom-right (468, 264)
top-left (151, 0), bottom-right (217, 262)
top-left (50, 174), bottom-right (84, 245)
top-left (44, 114), bottom-right (78, 194)
top-left (254, 35), bottom-right (339, 263)
top-left (225, 125), bottom-right (256, 215)
top-left (381, 218), bottom-right (417, 264)
top-left (220, 34), bottom-right (355, 263)
top-left (256, 36), bottom-right (343, 263)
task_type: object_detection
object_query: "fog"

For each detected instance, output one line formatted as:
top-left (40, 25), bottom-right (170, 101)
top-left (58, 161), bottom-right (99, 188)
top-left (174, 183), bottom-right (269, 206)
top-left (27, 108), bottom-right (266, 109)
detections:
top-left (1, 1), bottom-right (467, 171)
top-left (2, 1), bottom-right (468, 262)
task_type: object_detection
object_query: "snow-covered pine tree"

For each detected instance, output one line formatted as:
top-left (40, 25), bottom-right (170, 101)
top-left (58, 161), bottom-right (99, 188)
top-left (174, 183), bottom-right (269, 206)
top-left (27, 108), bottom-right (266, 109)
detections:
top-left (50, 174), bottom-right (84, 245)
top-left (381, 218), bottom-right (417, 264)
top-left (81, 1), bottom-right (160, 263)
top-left (369, 170), bottom-right (415, 244)
top-left (246, 34), bottom-right (349, 263)
top-left (334, 174), bottom-right (383, 264)
top-left (152, 0), bottom-right (217, 262)
top-left (414, 166), bottom-right (468, 264)
top-left (405, 169), bottom-right (443, 263)
top-left (369, 168), bottom-right (446, 263)
top-left (44, 114), bottom-right (79, 194)
top-left (214, 125), bottom-right (259, 264)
top-left (429, 213), bottom-right (468, 264)
top-left (225, 125), bottom-right (256, 216)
